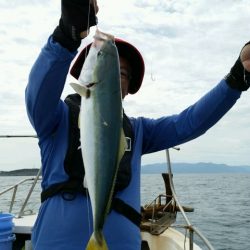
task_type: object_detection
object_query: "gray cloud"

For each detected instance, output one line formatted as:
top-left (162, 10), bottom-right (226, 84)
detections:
top-left (1, 0), bottom-right (250, 170)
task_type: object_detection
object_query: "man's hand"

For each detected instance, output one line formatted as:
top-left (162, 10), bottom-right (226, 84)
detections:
top-left (53, 0), bottom-right (99, 52)
top-left (241, 42), bottom-right (250, 72)
top-left (225, 42), bottom-right (250, 91)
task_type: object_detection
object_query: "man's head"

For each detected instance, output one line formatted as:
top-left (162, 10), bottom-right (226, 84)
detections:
top-left (70, 38), bottom-right (145, 98)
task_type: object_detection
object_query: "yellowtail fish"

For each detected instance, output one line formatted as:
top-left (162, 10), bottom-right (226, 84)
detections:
top-left (70, 30), bottom-right (126, 250)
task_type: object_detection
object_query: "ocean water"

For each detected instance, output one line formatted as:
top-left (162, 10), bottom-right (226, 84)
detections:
top-left (1, 174), bottom-right (250, 250)
top-left (141, 173), bottom-right (250, 250)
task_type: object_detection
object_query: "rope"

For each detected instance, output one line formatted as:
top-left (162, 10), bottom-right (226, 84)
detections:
top-left (0, 135), bottom-right (37, 138)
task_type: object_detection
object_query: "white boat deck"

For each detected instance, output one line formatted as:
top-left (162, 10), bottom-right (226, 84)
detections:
top-left (142, 229), bottom-right (202, 250)
top-left (12, 214), bottom-right (201, 250)
top-left (13, 214), bottom-right (37, 234)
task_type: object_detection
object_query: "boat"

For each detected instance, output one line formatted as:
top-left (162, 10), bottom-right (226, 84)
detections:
top-left (0, 147), bottom-right (214, 250)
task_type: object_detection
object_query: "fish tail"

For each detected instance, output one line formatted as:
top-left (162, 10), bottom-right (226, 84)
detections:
top-left (86, 232), bottom-right (108, 250)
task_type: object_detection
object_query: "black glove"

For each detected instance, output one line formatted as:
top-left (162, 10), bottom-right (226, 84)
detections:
top-left (225, 42), bottom-right (250, 91)
top-left (53, 0), bottom-right (97, 52)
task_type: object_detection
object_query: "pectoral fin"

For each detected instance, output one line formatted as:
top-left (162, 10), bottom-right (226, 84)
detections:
top-left (118, 129), bottom-right (127, 163)
top-left (70, 82), bottom-right (90, 98)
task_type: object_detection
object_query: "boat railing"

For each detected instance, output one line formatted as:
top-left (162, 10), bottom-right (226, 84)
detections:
top-left (0, 168), bottom-right (41, 218)
top-left (166, 149), bottom-right (215, 250)
top-left (143, 193), bottom-right (176, 212)
top-left (141, 192), bottom-right (177, 235)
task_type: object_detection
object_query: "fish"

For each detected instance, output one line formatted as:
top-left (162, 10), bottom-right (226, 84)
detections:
top-left (70, 30), bottom-right (127, 250)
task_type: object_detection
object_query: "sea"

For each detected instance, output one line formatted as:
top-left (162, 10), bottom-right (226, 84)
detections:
top-left (0, 173), bottom-right (249, 250)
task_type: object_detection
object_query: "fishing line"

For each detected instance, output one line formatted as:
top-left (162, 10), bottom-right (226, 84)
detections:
top-left (151, 72), bottom-right (156, 81)
top-left (83, 0), bottom-right (92, 60)
top-left (92, 0), bottom-right (98, 29)
top-left (83, 0), bottom-right (99, 60)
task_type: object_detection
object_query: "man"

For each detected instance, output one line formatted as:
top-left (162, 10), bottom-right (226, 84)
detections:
top-left (25, 0), bottom-right (250, 249)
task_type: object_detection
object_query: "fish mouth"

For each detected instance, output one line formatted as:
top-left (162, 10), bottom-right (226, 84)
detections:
top-left (93, 29), bottom-right (114, 43)
top-left (86, 83), bottom-right (97, 88)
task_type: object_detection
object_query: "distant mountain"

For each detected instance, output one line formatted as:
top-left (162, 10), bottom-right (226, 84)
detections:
top-left (1, 163), bottom-right (250, 176)
top-left (141, 162), bottom-right (250, 174)
top-left (0, 168), bottom-right (40, 176)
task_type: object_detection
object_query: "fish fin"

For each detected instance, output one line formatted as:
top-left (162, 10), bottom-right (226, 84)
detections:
top-left (118, 129), bottom-right (127, 163)
top-left (86, 232), bottom-right (108, 250)
top-left (70, 82), bottom-right (90, 97)
top-left (78, 111), bottom-right (80, 129)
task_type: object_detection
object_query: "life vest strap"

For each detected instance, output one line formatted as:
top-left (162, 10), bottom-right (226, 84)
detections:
top-left (41, 180), bottom-right (86, 203)
top-left (112, 198), bottom-right (141, 227)
top-left (41, 187), bottom-right (141, 227)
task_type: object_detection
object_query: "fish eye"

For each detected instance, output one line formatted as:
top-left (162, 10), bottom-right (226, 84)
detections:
top-left (98, 50), bottom-right (103, 56)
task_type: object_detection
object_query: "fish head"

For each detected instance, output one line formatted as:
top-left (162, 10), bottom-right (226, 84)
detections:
top-left (78, 29), bottom-right (114, 87)
top-left (93, 40), bottom-right (121, 91)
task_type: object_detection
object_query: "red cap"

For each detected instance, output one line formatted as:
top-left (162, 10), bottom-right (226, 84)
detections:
top-left (70, 38), bottom-right (145, 94)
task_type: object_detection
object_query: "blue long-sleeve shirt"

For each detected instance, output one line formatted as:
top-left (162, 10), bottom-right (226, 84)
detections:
top-left (25, 36), bottom-right (241, 250)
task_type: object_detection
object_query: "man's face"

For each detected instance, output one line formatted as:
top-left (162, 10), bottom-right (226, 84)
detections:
top-left (119, 57), bottom-right (131, 99)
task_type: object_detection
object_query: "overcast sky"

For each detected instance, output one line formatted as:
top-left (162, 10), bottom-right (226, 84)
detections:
top-left (1, 0), bottom-right (250, 171)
